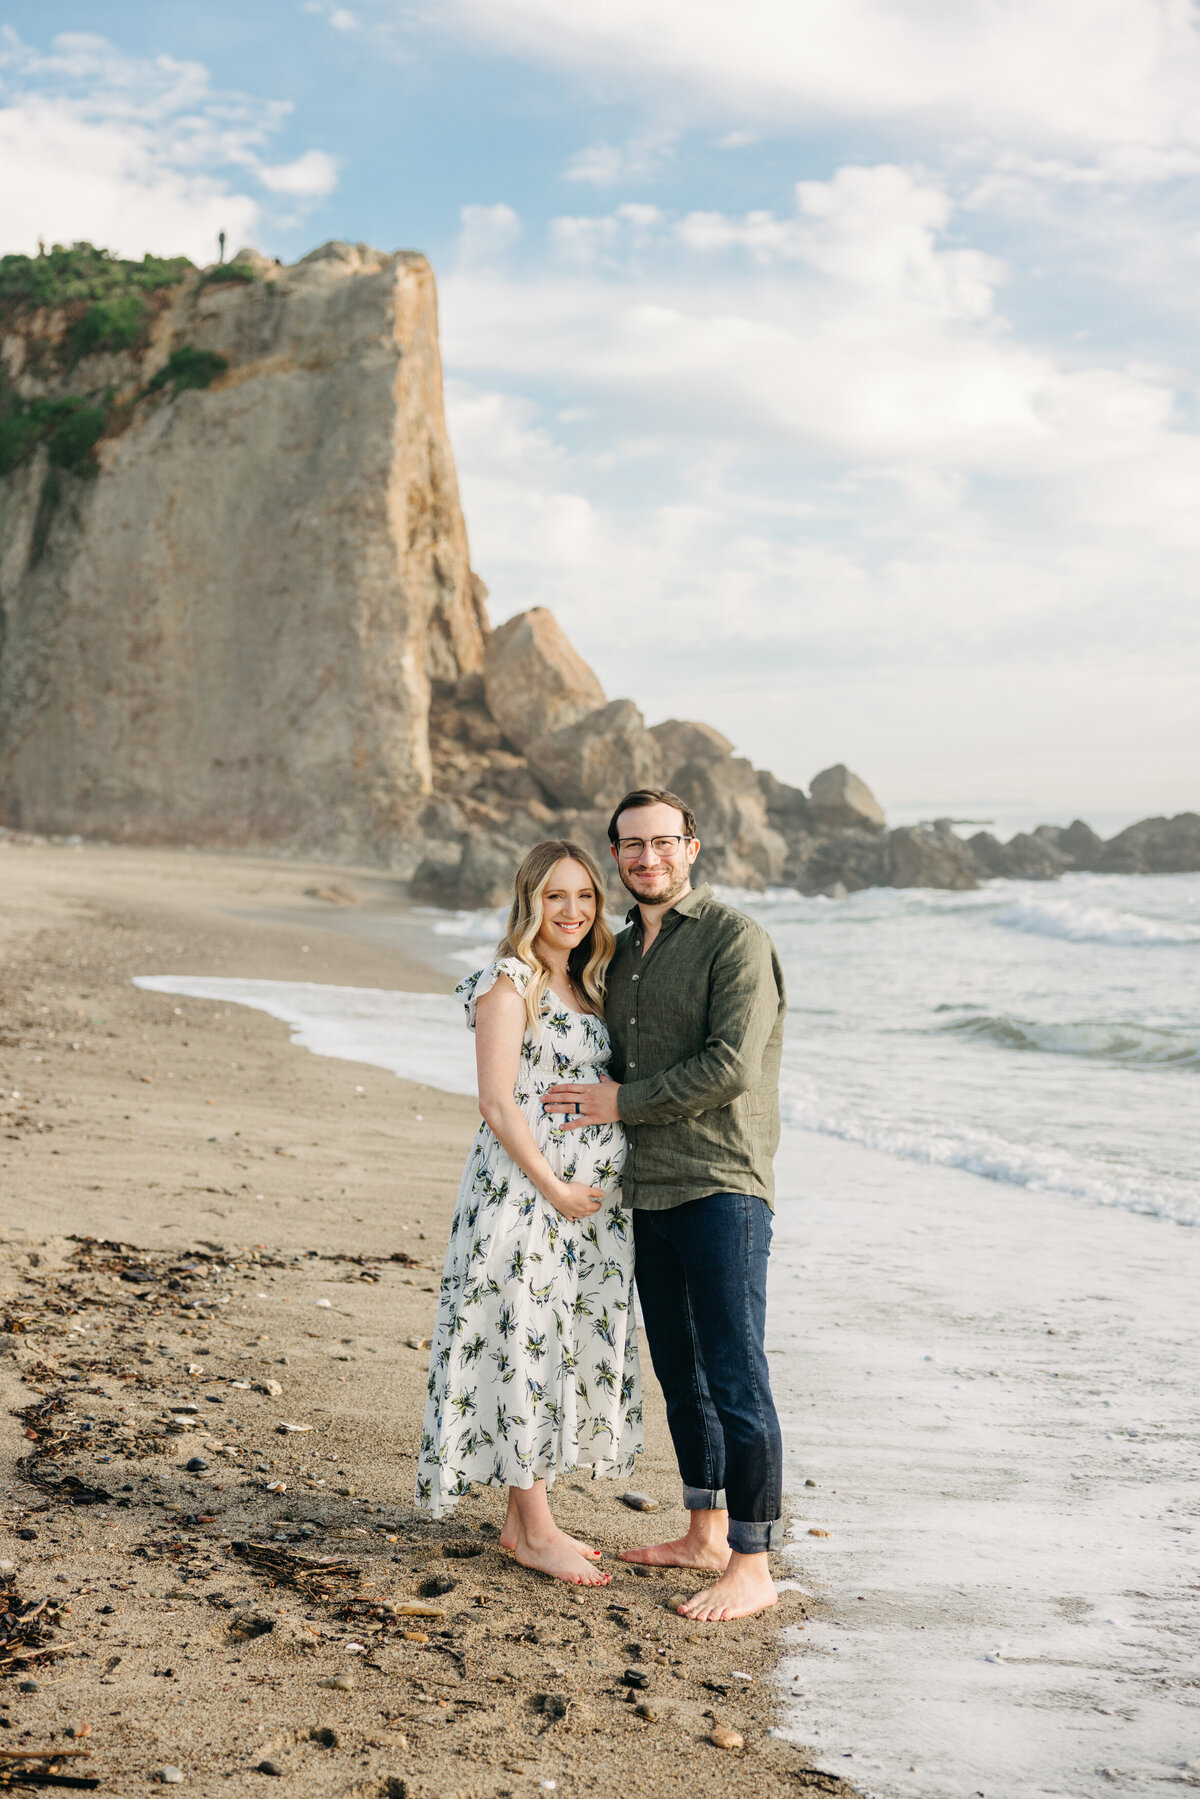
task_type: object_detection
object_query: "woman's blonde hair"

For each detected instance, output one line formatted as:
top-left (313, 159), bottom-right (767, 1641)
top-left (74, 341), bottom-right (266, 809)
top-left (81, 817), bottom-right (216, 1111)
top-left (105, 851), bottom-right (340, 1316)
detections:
top-left (497, 839), bottom-right (616, 1027)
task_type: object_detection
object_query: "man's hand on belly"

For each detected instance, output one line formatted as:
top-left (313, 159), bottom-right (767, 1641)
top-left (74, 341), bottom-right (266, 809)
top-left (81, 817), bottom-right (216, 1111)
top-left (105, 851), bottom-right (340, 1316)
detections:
top-left (541, 1074), bottom-right (621, 1129)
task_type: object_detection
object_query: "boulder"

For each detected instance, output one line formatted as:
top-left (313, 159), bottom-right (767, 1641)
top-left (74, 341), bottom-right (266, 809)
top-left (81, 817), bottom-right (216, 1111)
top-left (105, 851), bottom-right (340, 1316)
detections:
top-left (674, 756), bottom-right (788, 890)
top-left (789, 830), bottom-right (889, 895)
top-left (1097, 812), bottom-right (1200, 874)
top-left (649, 719), bottom-right (734, 787)
top-left (455, 829), bottom-right (527, 908)
top-left (1056, 819), bottom-right (1105, 870)
top-left (483, 608), bottom-right (606, 754)
top-left (525, 700), bottom-right (662, 813)
top-left (809, 765), bottom-right (886, 832)
top-left (966, 831), bottom-right (1011, 878)
top-left (1005, 832), bottom-right (1068, 879)
top-left (886, 825), bottom-right (978, 890)
top-left (410, 827), bottom-right (526, 909)
top-left (758, 769), bottom-right (814, 835)
top-left (967, 830), bottom-right (1064, 881)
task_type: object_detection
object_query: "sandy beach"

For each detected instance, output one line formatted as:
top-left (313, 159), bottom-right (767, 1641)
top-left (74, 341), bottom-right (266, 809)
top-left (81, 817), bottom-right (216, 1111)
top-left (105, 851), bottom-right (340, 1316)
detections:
top-left (0, 839), bottom-right (851, 1798)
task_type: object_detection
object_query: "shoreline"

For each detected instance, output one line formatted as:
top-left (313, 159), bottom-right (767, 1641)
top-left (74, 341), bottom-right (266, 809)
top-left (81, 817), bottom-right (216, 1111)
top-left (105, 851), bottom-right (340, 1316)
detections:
top-left (0, 841), bottom-right (852, 1798)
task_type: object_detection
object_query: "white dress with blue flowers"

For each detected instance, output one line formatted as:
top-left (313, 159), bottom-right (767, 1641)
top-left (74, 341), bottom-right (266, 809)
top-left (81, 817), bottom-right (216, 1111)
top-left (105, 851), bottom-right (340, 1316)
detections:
top-left (415, 956), bottom-right (642, 1516)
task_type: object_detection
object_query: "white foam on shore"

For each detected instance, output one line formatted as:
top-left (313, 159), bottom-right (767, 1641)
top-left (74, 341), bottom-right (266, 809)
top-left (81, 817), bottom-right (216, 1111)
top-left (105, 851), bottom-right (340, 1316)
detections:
top-left (133, 976), bottom-right (476, 1094)
top-left (779, 1074), bottom-right (1200, 1226)
top-left (992, 893), bottom-right (1200, 946)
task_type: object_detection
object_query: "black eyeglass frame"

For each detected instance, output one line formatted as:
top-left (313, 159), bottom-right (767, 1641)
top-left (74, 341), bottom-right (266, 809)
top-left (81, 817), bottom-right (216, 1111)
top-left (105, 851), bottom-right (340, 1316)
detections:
top-left (614, 834), bottom-right (696, 857)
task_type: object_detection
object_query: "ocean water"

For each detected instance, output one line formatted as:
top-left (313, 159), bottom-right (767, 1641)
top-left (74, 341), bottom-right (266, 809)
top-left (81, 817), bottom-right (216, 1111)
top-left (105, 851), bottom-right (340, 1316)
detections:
top-left (135, 868), bottom-right (1200, 1797)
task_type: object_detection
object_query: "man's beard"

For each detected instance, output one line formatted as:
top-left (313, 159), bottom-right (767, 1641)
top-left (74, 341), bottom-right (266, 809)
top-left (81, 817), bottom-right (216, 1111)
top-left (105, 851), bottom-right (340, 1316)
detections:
top-left (617, 861), bottom-right (693, 909)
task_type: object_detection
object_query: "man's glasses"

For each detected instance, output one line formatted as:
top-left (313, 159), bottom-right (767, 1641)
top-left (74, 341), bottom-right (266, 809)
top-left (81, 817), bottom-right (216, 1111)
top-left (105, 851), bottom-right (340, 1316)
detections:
top-left (616, 835), bottom-right (694, 859)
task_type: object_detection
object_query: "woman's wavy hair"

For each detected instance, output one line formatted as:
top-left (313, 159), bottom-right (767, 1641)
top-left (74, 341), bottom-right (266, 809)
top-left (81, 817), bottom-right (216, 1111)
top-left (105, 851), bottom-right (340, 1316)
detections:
top-left (497, 839), bottom-right (616, 1028)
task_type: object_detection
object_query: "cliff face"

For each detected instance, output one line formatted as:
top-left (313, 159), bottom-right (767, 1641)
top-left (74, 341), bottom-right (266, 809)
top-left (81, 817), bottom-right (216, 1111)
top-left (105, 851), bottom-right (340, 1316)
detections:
top-left (0, 242), bottom-right (486, 857)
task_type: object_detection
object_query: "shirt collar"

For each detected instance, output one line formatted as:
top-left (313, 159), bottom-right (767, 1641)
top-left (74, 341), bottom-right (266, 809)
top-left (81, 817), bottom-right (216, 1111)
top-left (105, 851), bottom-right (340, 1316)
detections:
top-left (625, 882), bottom-right (713, 928)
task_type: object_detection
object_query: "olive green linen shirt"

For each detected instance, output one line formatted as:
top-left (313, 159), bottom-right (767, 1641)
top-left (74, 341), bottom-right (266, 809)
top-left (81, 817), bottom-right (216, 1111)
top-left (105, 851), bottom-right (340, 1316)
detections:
top-left (606, 883), bottom-right (787, 1211)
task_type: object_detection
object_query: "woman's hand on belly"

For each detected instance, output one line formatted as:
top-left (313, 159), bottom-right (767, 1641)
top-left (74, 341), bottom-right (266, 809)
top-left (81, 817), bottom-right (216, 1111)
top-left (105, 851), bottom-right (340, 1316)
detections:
top-left (546, 1177), bottom-right (605, 1221)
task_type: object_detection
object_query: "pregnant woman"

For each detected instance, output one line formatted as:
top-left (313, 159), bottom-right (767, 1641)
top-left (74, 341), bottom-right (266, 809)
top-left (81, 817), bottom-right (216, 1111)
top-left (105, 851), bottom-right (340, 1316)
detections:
top-left (415, 839), bottom-right (642, 1586)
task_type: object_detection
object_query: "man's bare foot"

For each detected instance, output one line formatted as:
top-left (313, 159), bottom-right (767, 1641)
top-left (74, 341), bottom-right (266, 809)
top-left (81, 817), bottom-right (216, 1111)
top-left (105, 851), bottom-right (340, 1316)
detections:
top-left (509, 1529), bottom-right (611, 1586)
top-left (677, 1552), bottom-right (777, 1622)
top-left (619, 1536), bottom-right (731, 1572)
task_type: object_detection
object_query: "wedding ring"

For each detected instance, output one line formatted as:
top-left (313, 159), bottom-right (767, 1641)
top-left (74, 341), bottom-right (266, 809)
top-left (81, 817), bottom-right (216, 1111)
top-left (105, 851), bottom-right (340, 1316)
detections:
top-left (573, 1102), bottom-right (581, 1115)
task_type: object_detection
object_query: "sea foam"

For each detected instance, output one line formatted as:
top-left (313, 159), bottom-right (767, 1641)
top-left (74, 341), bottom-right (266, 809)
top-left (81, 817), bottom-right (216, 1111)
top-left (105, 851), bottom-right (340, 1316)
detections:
top-left (991, 893), bottom-right (1200, 946)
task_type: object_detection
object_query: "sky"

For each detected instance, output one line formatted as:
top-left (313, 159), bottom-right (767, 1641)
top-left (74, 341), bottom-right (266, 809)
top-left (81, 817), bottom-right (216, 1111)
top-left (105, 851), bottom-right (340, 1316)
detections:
top-left (4, 4), bottom-right (1200, 829)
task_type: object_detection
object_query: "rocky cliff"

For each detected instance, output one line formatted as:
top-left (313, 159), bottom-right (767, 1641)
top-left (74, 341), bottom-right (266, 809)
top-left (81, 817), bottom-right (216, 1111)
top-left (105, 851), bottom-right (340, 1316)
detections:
top-left (0, 240), bottom-right (486, 857)
top-left (1, 239), bottom-right (1194, 905)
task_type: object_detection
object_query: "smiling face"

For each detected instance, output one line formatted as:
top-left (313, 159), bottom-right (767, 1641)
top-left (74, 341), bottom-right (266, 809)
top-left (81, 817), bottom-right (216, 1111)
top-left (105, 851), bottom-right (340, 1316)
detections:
top-left (535, 857), bottom-right (599, 961)
top-left (611, 800), bottom-right (700, 908)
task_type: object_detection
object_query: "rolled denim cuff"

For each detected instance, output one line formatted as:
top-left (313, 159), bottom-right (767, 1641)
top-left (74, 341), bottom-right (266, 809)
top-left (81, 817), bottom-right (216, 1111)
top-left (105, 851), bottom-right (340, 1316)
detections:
top-left (682, 1483), bottom-right (727, 1512)
top-left (727, 1515), bottom-right (784, 1555)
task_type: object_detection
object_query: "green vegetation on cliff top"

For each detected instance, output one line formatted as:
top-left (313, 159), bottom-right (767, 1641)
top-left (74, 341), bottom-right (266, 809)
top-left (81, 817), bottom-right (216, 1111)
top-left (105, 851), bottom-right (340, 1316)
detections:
top-left (0, 242), bottom-right (241, 482)
top-left (0, 242), bottom-right (192, 311)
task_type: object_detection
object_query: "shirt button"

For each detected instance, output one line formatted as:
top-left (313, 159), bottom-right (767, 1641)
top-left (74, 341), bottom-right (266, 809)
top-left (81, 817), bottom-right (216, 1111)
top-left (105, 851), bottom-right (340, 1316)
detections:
top-left (629, 1016), bottom-right (636, 1024)
top-left (628, 1061), bottom-right (636, 1069)
top-left (632, 974), bottom-right (640, 981)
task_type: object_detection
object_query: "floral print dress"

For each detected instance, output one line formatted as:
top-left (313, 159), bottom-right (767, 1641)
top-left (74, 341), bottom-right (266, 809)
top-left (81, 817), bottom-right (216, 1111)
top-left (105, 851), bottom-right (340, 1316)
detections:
top-left (415, 956), bottom-right (642, 1516)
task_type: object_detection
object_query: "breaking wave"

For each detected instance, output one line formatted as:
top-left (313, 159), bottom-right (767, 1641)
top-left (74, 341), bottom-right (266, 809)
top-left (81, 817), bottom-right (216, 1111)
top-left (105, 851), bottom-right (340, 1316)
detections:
top-left (991, 894), bottom-right (1200, 947)
top-left (778, 1078), bottom-right (1200, 1227)
top-left (944, 1014), bottom-right (1200, 1068)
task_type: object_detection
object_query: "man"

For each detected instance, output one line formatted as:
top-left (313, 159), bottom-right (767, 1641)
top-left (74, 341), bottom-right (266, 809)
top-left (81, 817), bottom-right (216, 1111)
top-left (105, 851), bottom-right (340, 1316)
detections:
top-left (542, 788), bottom-right (786, 1623)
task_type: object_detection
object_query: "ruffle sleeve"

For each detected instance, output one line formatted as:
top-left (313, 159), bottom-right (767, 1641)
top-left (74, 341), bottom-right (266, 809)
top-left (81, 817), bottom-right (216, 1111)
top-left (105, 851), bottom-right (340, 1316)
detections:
top-left (455, 955), bottom-right (533, 1031)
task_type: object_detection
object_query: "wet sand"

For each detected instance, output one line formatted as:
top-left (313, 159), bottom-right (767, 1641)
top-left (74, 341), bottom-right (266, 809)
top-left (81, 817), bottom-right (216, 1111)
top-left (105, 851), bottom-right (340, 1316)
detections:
top-left (0, 839), bottom-right (854, 1798)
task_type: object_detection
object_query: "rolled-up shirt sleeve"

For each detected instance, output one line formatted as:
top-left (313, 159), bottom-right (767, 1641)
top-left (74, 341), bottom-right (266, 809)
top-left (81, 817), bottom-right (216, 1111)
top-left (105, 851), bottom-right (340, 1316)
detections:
top-left (616, 927), bottom-right (781, 1126)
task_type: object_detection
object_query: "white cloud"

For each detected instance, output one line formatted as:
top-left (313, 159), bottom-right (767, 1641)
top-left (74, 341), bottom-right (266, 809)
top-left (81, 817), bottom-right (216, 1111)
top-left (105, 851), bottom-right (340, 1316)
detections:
top-left (562, 128), bottom-right (677, 185)
top-left (303, 2), bottom-right (358, 28)
top-left (440, 163), bottom-right (1200, 809)
top-left (0, 30), bottom-right (336, 263)
top-left (255, 147), bottom-right (339, 197)
top-left (456, 201), bottom-right (522, 264)
top-left (427, 0), bottom-right (1200, 177)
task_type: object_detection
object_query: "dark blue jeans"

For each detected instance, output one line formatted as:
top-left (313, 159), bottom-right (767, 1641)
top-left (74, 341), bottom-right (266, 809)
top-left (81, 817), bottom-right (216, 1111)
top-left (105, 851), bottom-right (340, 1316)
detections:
top-left (632, 1192), bottom-right (783, 1555)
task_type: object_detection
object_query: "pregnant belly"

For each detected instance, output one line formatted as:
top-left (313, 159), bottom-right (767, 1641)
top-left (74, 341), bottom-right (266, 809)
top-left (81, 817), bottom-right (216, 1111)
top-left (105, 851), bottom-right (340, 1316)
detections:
top-left (527, 1101), bottom-right (627, 1191)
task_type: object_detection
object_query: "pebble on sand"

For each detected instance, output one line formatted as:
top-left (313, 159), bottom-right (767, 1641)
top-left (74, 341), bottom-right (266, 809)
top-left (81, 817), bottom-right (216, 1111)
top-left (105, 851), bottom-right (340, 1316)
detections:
top-left (808, 1528), bottom-right (830, 1537)
top-left (709, 1726), bottom-right (744, 1750)
top-left (158, 1768), bottom-right (185, 1784)
top-left (256, 1760), bottom-right (283, 1776)
top-left (405, 1335), bottom-right (431, 1350)
top-left (256, 1380), bottom-right (283, 1397)
top-left (319, 1674), bottom-right (354, 1692)
top-left (634, 1701), bottom-right (660, 1721)
top-left (619, 1491), bottom-right (659, 1512)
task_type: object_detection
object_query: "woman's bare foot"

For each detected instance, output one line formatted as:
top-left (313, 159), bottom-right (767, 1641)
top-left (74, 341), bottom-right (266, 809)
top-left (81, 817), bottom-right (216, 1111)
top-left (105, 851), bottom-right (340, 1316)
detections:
top-left (501, 1519), bottom-right (599, 1561)
top-left (501, 1502), bottom-right (599, 1561)
top-left (510, 1527), bottom-right (611, 1586)
top-left (677, 1551), bottom-right (777, 1622)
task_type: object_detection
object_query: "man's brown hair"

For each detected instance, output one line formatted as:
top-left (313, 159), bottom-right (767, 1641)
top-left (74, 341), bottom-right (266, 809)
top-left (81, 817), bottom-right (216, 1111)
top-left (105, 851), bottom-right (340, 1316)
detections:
top-left (607, 788), bottom-right (698, 847)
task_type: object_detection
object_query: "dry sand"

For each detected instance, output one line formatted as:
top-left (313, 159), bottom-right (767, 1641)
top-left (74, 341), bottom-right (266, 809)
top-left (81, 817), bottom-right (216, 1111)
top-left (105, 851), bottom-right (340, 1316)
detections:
top-left (0, 839), bottom-right (856, 1798)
